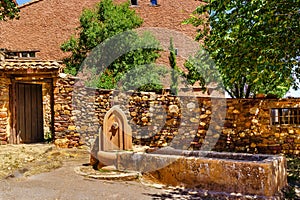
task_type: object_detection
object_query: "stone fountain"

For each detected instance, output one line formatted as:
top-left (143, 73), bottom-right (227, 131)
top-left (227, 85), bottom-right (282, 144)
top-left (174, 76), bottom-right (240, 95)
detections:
top-left (93, 105), bottom-right (287, 199)
top-left (96, 105), bottom-right (132, 167)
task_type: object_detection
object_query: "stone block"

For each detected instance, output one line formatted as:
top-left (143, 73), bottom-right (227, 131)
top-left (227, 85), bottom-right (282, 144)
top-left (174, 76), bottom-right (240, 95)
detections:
top-left (54, 138), bottom-right (70, 148)
top-left (0, 112), bottom-right (7, 118)
top-left (68, 126), bottom-right (77, 131)
top-left (116, 150), bottom-right (287, 199)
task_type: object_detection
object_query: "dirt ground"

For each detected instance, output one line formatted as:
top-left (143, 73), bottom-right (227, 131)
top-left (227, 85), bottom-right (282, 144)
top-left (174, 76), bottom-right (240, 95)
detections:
top-left (0, 143), bottom-right (167, 200)
top-left (0, 143), bottom-right (88, 179)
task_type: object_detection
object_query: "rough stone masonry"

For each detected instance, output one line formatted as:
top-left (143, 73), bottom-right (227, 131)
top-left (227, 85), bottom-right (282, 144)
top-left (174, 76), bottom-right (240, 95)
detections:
top-left (53, 76), bottom-right (300, 155)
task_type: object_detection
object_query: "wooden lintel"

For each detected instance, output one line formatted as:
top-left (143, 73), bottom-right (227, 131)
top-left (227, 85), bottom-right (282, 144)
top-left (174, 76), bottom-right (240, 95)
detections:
top-left (5, 73), bottom-right (59, 79)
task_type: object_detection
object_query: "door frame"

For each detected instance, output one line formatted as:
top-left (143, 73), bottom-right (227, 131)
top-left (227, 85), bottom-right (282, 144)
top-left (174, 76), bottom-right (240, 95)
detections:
top-left (9, 76), bottom-right (55, 144)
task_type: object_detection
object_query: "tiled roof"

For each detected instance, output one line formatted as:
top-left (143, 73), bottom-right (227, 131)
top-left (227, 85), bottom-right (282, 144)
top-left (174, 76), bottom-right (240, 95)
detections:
top-left (0, 59), bottom-right (61, 70)
top-left (0, 0), bottom-right (200, 61)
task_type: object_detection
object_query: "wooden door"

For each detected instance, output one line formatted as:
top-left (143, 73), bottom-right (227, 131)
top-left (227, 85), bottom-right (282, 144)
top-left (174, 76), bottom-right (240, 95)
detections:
top-left (16, 83), bottom-right (44, 143)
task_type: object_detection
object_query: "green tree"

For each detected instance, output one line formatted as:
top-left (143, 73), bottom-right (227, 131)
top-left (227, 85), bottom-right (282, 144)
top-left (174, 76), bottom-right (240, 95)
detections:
top-left (184, 0), bottom-right (300, 98)
top-left (61, 0), bottom-right (162, 91)
top-left (118, 63), bottom-right (168, 93)
top-left (0, 0), bottom-right (19, 21)
top-left (184, 49), bottom-right (219, 93)
top-left (169, 38), bottom-right (179, 95)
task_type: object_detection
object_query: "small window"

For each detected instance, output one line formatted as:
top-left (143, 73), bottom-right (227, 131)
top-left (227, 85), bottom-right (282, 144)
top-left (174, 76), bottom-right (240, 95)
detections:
top-left (4, 49), bottom-right (39, 59)
top-left (6, 52), bottom-right (18, 57)
top-left (150, 0), bottom-right (157, 6)
top-left (29, 52), bottom-right (36, 57)
top-left (271, 108), bottom-right (300, 125)
top-left (21, 52), bottom-right (28, 57)
top-left (131, 0), bottom-right (138, 6)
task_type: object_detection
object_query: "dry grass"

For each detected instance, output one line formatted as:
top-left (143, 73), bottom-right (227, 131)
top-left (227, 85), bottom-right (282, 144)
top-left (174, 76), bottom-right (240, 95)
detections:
top-left (0, 144), bottom-right (89, 179)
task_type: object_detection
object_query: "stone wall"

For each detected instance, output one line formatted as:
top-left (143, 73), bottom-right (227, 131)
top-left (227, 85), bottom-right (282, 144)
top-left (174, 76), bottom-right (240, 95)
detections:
top-left (54, 76), bottom-right (112, 147)
top-left (0, 76), bottom-right (10, 145)
top-left (214, 99), bottom-right (300, 155)
top-left (54, 76), bottom-right (300, 155)
top-left (38, 81), bottom-right (54, 141)
top-left (53, 76), bottom-right (80, 147)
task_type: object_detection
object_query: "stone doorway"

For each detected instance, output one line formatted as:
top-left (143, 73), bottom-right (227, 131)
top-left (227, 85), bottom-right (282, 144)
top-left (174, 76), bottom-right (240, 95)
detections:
top-left (9, 77), bottom-right (56, 144)
top-left (0, 59), bottom-right (60, 145)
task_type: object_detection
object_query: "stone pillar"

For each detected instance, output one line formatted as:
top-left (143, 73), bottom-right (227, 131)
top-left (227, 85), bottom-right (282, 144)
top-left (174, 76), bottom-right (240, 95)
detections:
top-left (53, 75), bottom-right (81, 147)
top-left (0, 76), bottom-right (10, 145)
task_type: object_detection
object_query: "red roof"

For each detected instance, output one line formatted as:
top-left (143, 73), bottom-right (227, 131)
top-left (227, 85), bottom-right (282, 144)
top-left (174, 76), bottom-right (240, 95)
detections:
top-left (0, 0), bottom-right (201, 61)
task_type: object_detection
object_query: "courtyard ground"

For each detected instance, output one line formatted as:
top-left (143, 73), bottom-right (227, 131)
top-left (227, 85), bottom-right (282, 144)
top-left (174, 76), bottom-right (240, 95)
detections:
top-left (0, 144), bottom-right (299, 199)
top-left (0, 144), bottom-right (165, 199)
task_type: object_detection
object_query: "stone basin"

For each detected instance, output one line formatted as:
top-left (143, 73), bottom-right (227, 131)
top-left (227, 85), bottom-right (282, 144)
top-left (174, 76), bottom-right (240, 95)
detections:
top-left (96, 105), bottom-right (287, 199)
top-left (102, 148), bottom-right (287, 199)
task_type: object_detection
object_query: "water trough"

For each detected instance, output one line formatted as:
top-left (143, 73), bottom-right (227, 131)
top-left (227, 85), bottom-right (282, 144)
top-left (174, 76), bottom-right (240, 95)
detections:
top-left (116, 149), bottom-right (286, 199)
top-left (95, 106), bottom-right (287, 199)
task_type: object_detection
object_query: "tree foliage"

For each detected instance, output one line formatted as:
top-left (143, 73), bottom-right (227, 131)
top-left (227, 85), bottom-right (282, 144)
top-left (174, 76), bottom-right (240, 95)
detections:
top-left (118, 63), bottom-right (168, 93)
top-left (184, 48), bottom-right (220, 92)
top-left (169, 38), bottom-right (179, 95)
top-left (61, 0), bottom-right (162, 91)
top-left (184, 0), bottom-right (300, 98)
top-left (0, 0), bottom-right (19, 21)
top-left (61, 0), bottom-right (143, 75)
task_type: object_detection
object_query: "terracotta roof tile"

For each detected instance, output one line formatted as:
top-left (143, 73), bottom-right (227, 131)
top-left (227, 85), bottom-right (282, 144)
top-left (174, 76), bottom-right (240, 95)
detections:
top-left (0, 0), bottom-right (200, 61)
top-left (0, 59), bottom-right (61, 70)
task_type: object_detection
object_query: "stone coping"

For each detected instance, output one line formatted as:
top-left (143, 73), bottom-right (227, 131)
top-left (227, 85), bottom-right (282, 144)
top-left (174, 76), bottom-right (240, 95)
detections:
top-left (150, 148), bottom-right (282, 162)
